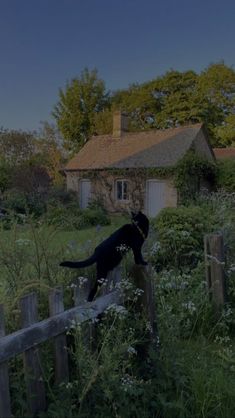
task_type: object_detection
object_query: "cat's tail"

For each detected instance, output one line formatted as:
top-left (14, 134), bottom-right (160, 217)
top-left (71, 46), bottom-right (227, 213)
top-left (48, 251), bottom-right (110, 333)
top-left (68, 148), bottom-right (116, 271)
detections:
top-left (60, 254), bottom-right (96, 269)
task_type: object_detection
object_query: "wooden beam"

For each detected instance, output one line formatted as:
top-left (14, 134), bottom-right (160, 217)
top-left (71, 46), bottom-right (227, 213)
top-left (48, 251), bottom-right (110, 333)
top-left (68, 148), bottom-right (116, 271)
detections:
top-left (49, 288), bottom-right (69, 385)
top-left (0, 305), bottom-right (11, 418)
top-left (204, 234), bottom-right (227, 307)
top-left (20, 292), bottom-right (46, 416)
top-left (131, 265), bottom-right (158, 344)
top-left (0, 290), bottom-right (120, 364)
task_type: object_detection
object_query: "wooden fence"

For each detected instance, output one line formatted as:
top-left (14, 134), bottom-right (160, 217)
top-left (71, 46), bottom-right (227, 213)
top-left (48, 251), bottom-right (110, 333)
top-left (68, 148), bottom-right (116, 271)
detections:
top-left (204, 233), bottom-right (227, 309)
top-left (0, 233), bottom-right (229, 418)
top-left (0, 265), bottom-right (156, 418)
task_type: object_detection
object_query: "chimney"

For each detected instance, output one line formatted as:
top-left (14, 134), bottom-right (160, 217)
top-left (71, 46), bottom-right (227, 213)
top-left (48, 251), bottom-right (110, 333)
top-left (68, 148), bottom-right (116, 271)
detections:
top-left (113, 111), bottom-right (128, 138)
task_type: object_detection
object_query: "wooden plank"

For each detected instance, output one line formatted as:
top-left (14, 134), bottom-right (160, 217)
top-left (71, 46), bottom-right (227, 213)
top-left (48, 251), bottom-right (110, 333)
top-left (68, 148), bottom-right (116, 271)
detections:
top-left (0, 290), bottom-right (120, 364)
top-left (206, 234), bottom-right (227, 307)
top-left (131, 265), bottom-right (158, 349)
top-left (73, 277), bottom-right (95, 349)
top-left (49, 288), bottom-right (69, 384)
top-left (0, 305), bottom-right (11, 418)
top-left (99, 267), bottom-right (121, 296)
top-left (204, 235), bottom-right (212, 290)
top-left (73, 277), bottom-right (92, 306)
top-left (20, 292), bottom-right (46, 416)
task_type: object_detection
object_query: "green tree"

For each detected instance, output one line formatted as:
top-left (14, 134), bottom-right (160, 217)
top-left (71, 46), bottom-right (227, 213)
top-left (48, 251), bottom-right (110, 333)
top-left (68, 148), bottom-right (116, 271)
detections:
top-left (0, 128), bottom-right (36, 165)
top-left (37, 121), bottom-right (65, 185)
top-left (198, 63), bottom-right (235, 145)
top-left (53, 68), bottom-right (109, 153)
top-left (112, 83), bottom-right (158, 130)
top-left (0, 159), bottom-right (12, 193)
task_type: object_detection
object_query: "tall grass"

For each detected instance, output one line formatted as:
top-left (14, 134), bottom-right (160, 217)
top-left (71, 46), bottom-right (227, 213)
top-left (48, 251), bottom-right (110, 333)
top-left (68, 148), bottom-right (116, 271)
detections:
top-left (0, 192), bottom-right (234, 417)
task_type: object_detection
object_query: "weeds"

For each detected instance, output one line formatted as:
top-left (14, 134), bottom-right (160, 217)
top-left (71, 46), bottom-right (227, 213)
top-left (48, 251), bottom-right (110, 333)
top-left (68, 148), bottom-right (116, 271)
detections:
top-left (0, 191), bottom-right (234, 417)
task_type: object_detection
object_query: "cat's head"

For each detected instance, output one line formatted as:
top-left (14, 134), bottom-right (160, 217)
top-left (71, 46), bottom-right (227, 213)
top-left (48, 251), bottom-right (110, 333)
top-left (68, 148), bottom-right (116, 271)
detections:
top-left (131, 211), bottom-right (149, 238)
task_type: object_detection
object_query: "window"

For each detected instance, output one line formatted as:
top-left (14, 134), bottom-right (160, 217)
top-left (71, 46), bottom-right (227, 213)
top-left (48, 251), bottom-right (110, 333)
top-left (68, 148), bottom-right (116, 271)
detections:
top-left (116, 180), bottom-right (129, 201)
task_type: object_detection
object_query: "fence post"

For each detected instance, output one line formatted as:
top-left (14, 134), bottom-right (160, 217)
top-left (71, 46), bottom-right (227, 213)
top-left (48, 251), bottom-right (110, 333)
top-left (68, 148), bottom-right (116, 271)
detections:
top-left (73, 278), bottom-right (92, 306)
top-left (131, 265), bottom-right (158, 350)
top-left (99, 266), bottom-right (122, 296)
top-left (73, 277), bottom-right (95, 349)
top-left (204, 234), bottom-right (227, 308)
top-left (19, 292), bottom-right (46, 416)
top-left (49, 287), bottom-right (69, 385)
top-left (0, 305), bottom-right (11, 418)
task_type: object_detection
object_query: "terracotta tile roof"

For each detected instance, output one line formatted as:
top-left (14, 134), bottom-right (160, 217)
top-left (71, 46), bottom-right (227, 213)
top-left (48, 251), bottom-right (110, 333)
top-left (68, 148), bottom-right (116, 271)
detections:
top-left (65, 124), bottom-right (203, 171)
top-left (213, 147), bottom-right (235, 160)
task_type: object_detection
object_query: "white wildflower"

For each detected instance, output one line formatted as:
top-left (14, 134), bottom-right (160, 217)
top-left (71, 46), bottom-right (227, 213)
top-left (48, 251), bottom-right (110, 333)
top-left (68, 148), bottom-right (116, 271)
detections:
top-left (127, 346), bottom-right (137, 356)
top-left (97, 277), bottom-right (108, 285)
top-left (121, 375), bottom-right (134, 391)
top-left (182, 301), bottom-right (196, 313)
top-left (150, 241), bottom-right (161, 256)
top-left (116, 244), bottom-right (130, 253)
top-left (146, 321), bottom-right (153, 333)
top-left (106, 304), bottom-right (128, 317)
top-left (15, 239), bottom-right (32, 246)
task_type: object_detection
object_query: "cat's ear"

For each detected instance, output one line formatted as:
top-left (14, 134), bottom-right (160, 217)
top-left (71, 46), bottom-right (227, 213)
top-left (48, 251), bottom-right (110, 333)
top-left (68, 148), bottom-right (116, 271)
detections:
top-left (131, 211), bottom-right (135, 218)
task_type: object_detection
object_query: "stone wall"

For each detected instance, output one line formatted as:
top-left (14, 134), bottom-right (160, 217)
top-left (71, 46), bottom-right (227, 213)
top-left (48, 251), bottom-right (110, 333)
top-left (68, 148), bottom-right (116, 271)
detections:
top-left (66, 170), bottom-right (178, 216)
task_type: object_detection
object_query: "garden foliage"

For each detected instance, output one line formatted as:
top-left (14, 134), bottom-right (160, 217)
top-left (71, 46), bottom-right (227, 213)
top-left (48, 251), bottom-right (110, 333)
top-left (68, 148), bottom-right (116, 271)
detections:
top-left (0, 190), bottom-right (234, 417)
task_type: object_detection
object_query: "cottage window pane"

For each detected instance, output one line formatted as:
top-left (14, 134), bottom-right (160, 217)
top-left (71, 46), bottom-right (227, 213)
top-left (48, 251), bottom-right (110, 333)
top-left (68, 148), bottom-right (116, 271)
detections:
top-left (117, 181), bottom-right (123, 200)
top-left (116, 180), bottom-right (129, 200)
top-left (123, 182), bottom-right (128, 200)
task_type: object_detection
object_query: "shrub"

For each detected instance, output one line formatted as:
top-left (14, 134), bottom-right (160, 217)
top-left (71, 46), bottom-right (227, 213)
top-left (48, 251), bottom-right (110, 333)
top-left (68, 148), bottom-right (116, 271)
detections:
top-left (46, 203), bottom-right (110, 230)
top-left (2, 189), bottom-right (46, 219)
top-left (45, 205), bottom-right (83, 230)
top-left (47, 186), bottom-right (79, 207)
top-left (216, 159), bottom-right (235, 192)
top-left (150, 206), bottom-right (213, 270)
top-left (80, 207), bottom-right (110, 227)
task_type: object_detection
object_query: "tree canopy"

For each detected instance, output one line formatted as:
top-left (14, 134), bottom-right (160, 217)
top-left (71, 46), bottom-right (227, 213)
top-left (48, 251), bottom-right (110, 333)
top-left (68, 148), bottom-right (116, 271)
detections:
top-left (53, 63), bottom-right (235, 152)
top-left (52, 68), bottom-right (109, 153)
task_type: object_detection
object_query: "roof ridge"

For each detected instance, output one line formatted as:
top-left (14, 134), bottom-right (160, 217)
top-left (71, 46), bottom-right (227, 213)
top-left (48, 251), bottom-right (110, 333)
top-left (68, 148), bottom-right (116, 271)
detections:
top-left (90, 122), bottom-right (203, 141)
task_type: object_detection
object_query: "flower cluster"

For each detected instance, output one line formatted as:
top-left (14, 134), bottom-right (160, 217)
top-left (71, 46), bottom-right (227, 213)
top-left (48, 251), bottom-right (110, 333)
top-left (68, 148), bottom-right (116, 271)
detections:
top-left (120, 374), bottom-right (134, 391)
top-left (105, 303), bottom-right (128, 318)
top-left (182, 301), bottom-right (197, 314)
top-left (15, 238), bottom-right (32, 247)
top-left (116, 244), bottom-right (130, 254)
top-left (127, 346), bottom-right (137, 356)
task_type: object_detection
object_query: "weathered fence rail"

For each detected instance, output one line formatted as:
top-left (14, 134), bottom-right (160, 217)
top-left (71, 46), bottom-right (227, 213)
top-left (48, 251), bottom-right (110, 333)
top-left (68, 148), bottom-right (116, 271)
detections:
top-left (0, 232), bottom-right (229, 417)
top-left (204, 233), bottom-right (227, 309)
top-left (0, 265), bottom-right (157, 418)
top-left (0, 290), bottom-right (120, 364)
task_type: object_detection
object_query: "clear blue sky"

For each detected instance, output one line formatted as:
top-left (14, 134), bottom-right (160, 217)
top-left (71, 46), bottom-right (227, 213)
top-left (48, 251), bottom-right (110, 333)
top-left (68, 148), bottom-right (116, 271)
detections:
top-left (0, 0), bottom-right (234, 132)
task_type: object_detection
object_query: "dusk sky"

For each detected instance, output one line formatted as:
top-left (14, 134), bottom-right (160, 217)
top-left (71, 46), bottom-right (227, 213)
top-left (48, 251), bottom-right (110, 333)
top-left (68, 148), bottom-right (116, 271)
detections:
top-left (0, 0), bottom-right (234, 132)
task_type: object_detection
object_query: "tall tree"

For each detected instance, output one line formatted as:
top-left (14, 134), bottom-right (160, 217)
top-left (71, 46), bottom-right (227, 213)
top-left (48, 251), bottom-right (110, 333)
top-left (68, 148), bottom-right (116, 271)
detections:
top-left (0, 128), bottom-right (36, 165)
top-left (53, 68), bottom-right (109, 153)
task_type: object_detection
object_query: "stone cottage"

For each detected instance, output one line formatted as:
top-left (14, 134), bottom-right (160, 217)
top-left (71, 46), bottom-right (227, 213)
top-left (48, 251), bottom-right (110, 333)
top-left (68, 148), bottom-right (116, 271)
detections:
top-left (63, 112), bottom-right (215, 217)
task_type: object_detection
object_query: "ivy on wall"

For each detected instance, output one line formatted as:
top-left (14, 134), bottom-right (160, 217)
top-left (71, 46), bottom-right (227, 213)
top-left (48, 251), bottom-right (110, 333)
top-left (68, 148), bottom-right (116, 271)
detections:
top-left (174, 150), bottom-right (217, 202)
top-left (75, 150), bottom-right (218, 208)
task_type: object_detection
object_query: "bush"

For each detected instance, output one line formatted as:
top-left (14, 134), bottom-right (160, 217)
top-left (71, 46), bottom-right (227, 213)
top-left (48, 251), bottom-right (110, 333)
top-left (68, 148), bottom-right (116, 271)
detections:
top-left (2, 189), bottom-right (46, 219)
top-left (45, 205), bottom-right (83, 230)
top-left (216, 159), bottom-right (235, 192)
top-left (46, 186), bottom-right (79, 207)
top-left (46, 203), bottom-right (110, 230)
top-left (150, 206), bottom-right (213, 270)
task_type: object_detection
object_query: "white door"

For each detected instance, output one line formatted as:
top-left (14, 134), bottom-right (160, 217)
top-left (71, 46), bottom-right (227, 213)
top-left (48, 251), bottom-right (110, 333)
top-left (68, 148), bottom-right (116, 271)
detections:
top-left (146, 180), bottom-right (166, 217)
top-left (80, 179), bottom-right (91, 209)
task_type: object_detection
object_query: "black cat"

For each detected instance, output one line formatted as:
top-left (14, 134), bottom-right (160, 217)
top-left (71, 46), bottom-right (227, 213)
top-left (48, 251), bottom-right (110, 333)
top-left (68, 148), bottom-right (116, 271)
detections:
top-left (60, 211), bottom-right (149, 301)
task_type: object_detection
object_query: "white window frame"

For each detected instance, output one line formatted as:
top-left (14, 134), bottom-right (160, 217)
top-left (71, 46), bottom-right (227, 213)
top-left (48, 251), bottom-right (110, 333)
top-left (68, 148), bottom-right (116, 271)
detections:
top-left (115, 179), bottom-right (130, 201)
